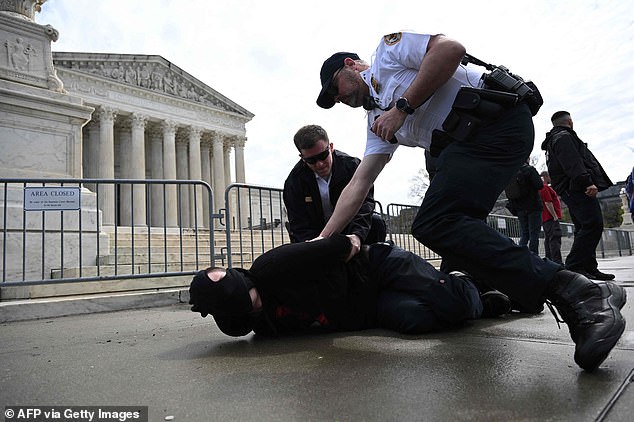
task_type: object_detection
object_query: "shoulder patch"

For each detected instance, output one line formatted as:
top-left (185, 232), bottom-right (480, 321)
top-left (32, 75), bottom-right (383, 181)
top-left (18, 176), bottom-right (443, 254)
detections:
top-left (383, 33), bottom-right (402, 46)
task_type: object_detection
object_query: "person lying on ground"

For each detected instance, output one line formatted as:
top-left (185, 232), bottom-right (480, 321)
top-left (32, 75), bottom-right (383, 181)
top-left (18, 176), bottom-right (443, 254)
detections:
top-left (189, 235), bottom-right (510, 337)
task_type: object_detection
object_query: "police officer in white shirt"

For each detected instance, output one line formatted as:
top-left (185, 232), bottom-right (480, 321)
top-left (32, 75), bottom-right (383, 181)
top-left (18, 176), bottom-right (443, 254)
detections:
top-left (314, 31), bottom-right (626, 372)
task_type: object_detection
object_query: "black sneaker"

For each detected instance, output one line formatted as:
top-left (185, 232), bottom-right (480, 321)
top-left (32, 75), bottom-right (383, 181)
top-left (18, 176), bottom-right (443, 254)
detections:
top-left (587, 270), bottom-right (616, 281)
top-left (450, 271), bottom-right (512, 318)
top-left (511, 301), bottom-right (544, 314)
top-left (480, 290), bottom-right (512, 318)
top-left (568, 267), bottom-right (616, 281)
top-left (547, 270), bottom-right (626, 372)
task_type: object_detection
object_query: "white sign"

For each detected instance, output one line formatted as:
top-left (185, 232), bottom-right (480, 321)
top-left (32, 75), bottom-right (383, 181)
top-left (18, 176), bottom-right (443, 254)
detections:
top-left (497, 218), bottom-right (507, 229)
top-left (24, 187), bottom-right (81, 211)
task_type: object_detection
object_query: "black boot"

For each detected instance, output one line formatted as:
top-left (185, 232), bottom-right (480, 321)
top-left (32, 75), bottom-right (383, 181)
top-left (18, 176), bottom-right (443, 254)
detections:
top-left (546, 270), bottom-right (626, 372)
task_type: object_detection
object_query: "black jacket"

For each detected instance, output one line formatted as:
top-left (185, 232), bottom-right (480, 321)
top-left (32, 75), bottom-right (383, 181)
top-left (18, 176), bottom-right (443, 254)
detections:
top-left (283, 150), bottom-right (375, 242)
top-left (507, 163), bottom-right (543, 212)
top-left (248, 235), bottom-right (379, 336)
top-left (541, 126), bottom-right (613, 195)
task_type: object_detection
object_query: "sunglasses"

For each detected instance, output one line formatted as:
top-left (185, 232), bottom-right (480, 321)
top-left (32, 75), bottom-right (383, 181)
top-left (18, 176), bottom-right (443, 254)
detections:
top-left (301, 147), bottom-right (330, 165)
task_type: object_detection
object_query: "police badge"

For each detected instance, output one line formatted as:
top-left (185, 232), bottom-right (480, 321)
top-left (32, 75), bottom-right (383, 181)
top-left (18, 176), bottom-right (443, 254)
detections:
top-left (371, 75), bottom-right (381, 94)
top-left (383, 33), bottom-right (402, 46)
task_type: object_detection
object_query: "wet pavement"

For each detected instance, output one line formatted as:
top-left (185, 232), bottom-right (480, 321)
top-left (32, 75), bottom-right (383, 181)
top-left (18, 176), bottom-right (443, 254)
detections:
top-left (1, 256), bottom-right (633, 421)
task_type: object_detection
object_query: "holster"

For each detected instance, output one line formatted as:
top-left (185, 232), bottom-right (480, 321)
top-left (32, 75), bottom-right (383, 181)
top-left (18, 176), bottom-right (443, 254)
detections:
top-left (430, 87), bottom-right (519, 157)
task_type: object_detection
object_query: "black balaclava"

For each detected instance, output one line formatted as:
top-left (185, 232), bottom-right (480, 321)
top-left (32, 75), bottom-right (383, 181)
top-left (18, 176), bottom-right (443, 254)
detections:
top-left (189, 267), bottom-right (254, 316)
top-left (189, 267), bottom-right (257, 337)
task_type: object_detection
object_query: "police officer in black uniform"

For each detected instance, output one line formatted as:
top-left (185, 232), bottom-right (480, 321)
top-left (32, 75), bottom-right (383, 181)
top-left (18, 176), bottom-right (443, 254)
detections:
top-left (313, 31), bottom-right (626, 372)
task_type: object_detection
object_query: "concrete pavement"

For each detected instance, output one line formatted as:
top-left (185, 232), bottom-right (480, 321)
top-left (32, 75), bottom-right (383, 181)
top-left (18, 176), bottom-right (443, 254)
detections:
top-left (0, 255), bottom-right (633, 421)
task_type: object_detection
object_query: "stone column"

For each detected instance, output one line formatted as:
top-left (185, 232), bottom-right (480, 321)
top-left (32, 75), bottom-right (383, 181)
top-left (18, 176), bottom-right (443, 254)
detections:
top-left (200, 139), bottom-right (211, 228)
top-left (187, 126), bottom-right (203, 228)
top-left (161, 120), bottom-right (178, 227)
top-left (130, 113), bottom-right (147, 226)
top-left (82, 119), bottom-right (100, 192)
top-left (211, 133), bottom-right (226, 225)
top-left (223, 139), bottom-right (233, 188)
top-left (117, 120), bottom-right (132, 226)
top-left (223, 139), bottom-right (234, 228)
top-left (234, 137), bottom-right (248, 227)
top-left (234, 137), bottom-right (246, 183)
top-left (97, 106), bottom-right (116, 225)
top-left (176, 134), bottom-right (190, 227)
top-left (148, 126), bottom-right (164, 227)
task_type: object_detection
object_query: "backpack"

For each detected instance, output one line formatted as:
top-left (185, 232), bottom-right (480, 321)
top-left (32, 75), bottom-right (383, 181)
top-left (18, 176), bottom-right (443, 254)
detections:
top-left (504, 169), bottom-right (529, 200)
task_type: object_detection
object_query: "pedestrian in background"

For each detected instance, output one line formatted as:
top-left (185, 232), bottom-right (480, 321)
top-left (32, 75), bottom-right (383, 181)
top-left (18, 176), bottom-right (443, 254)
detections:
top-left (542, 111), bottom-right (614, 281)
top-left (540, 171), bottom-right (563, 264)
top-left (505, 160), bottom-right (543, 254)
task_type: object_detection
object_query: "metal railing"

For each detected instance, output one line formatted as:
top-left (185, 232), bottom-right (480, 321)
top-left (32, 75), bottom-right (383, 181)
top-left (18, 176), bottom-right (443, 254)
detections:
top-left (1, 178), bottom-right (218, 286)
top-left (2, 179), bottom-right (632, 292)
top-left (223, 183), bottom-right (288, 268)
top-left (486, 213), bottom-right (633, 259)
top-left (384, 203), bottom-right (441, 260)
top-left (382, 204), bottom-right (633, 261)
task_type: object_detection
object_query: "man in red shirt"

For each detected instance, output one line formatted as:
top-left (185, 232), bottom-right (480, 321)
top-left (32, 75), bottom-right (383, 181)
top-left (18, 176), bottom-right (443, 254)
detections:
top-left (540, 171), bottom-right (563, 264)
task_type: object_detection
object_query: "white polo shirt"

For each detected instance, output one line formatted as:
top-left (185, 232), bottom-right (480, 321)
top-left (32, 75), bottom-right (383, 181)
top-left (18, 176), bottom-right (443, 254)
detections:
top-left (361, 32), bottom-right (485, 157)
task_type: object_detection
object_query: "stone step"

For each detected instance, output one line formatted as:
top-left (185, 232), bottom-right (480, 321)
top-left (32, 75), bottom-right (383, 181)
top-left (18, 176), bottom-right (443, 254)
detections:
top-left (95, 250), bottom-right (252, 265)
top-left (51, 256), bottom-right (251, 279)
top-left (0, 274), bottom-right (193, 301)
top-left (102, 233), bottom-right (287, 251)
top-left (104, 229), bottom-right (288, 240)
top-left (0, 288), bottom-right (188, 323)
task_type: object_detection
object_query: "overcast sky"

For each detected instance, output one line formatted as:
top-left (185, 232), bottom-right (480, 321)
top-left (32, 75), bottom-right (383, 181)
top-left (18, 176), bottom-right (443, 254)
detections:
top-left (37, 0), bottom-right (634, 206)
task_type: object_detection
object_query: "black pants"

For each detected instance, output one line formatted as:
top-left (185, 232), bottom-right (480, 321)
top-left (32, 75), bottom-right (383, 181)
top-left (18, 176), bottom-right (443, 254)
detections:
top-left (368, 243), bottom-right (482, 334)
top-left (517, 209), bottom-right (542, 254)
top-left (542, 219), bottom-right (563, 265)
top-left (560, 190), bottom-right (603, 272)
top-left (412, 103), bottom-right (561, 311)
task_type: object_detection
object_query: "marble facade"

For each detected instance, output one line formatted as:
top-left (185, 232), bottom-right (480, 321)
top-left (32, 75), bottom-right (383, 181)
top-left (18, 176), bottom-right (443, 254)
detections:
top-left (53, 52), bottom-right (254, 228)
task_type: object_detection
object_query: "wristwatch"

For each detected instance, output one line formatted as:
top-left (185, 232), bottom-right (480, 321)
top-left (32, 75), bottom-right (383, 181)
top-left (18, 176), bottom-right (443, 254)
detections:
top-left (396, 97), bottom-right (415, 115)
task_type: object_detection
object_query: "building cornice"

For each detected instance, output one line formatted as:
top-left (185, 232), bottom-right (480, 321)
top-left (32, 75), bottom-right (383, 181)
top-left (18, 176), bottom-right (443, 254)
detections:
top-left (52, 52), bottom-right (254, 123)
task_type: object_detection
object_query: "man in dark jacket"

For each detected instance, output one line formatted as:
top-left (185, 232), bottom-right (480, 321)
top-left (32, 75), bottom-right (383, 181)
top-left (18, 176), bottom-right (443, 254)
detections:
top-left (189, 235), bottom-right (511, 337)
top-left (505, 160), bottom-right (543, 254)
top-left (541, 111), bottom-right (614, 280)
top-left (283, 125), bottom-right (386, 244)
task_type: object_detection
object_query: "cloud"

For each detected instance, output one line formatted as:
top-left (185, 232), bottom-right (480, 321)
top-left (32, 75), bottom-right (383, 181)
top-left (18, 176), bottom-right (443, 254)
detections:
top-left (37, 0), bottom-right (634, 203)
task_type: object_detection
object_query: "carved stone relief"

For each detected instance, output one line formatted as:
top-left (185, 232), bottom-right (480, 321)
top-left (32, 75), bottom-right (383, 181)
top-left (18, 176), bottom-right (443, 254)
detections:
top-left (54, 58), bottom-right (243, 114)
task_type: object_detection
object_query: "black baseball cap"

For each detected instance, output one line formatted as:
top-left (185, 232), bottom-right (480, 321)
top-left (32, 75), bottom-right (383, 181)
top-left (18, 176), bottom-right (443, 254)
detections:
top-left (317, 52), bottom-right (360, 109)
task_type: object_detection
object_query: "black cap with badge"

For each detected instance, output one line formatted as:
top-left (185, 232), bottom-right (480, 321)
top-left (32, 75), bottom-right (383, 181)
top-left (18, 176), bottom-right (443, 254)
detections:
top-left (317, 52), bottom-right (359, 109)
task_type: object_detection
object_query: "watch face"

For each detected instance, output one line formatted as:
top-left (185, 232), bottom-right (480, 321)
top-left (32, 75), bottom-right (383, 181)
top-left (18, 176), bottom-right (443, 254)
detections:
top-left (397, 98), bottom-right (414, 114)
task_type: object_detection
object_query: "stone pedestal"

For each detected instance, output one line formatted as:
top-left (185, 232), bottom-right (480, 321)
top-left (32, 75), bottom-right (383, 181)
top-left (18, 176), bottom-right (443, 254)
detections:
top-left (0, 1), bottom-right (100, 285)
top-left (0, 7), bottom-right (93, 179)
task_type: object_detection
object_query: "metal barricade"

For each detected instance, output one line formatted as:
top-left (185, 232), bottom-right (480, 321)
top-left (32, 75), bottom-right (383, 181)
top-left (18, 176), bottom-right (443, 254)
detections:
top-left (384, 203), bottom-right (441, 261)
top-left (1, 178), bottom-right (218, 287)
top-left (223, 183), bottom-right (288, 268)
top-left (487, 213), bottom-right (634, 259)
top-left (3, 177), bottom-right (632, 292)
